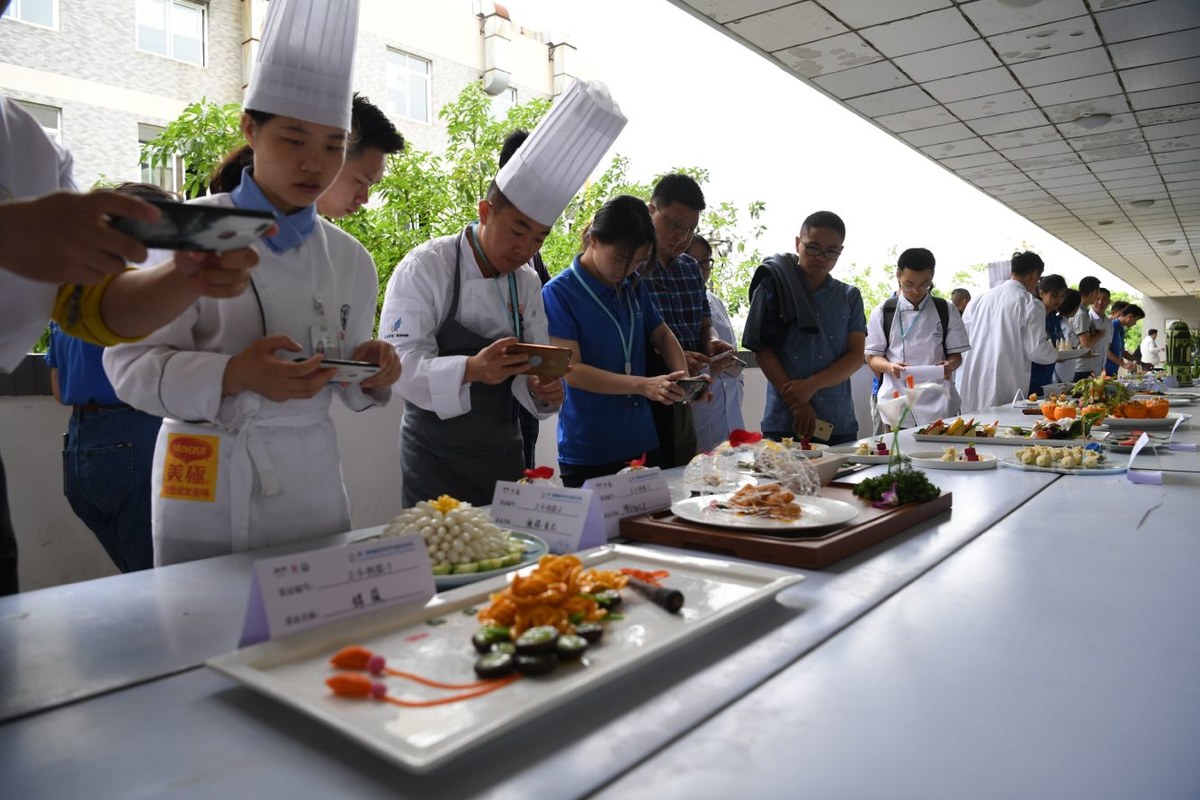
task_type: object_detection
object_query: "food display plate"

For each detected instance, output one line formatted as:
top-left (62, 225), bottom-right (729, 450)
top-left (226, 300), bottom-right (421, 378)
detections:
top-left (907, 451), bottom-right (998, 471)
top-left (1097, 412), bottom-right (1189, 430)
top-left (622, 484), bottom-right (953, 569)
top-left (671, 493), bottom-right (860, 532)
top-left (998, 456), bottom-right (1126, 476)
top-left (912, 433), bottom-right (1089, 447)
top-left (434, 532), bottom-right (549, 591)
top-left (828, 444), bottom-right (895, 464)
top-left (353, 530), bottom-right (550, 592)
top-left (207, 544), bottom-right (801, 773)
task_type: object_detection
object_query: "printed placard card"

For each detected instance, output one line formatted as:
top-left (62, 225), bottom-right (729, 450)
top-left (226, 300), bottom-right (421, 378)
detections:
top-left (584, 467), bottom-right (673, 540)
top-left (240, 534), bottom-right (434, 647)
top-left (1126, 432), bottom-right (1162, 485)
top-left (489, 482), bottom-right (604, 554)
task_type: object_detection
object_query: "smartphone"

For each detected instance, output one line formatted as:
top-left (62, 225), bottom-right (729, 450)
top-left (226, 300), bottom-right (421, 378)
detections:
top-left (506, 343), bottom-right (572, 378)
top-left (812, 418), bottom-right (834, 442)
top-left (111, 200), bottom-right (275, 252)
top-left (294, 356), bottom-right (381, 383)
top-left (674, 378), bottom-right (709, 404)
top-left (710, 350), bottom-right (747, 367)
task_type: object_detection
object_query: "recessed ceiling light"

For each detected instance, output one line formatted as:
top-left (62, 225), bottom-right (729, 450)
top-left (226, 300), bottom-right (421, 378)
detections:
top-left (1174, 264), bottom-right (1190, 269)
top-left (997, 0), bottom-right (1043, 6)
top-left (1074, 112), bottom-right (1113, 130)
top-left (1158, 239), bottom-right (1177, 245)
top-left (1165, 249), bottom-right (1183, 255)
top-left (1185, 280), bottom-right (1196, 284)
top-left (1130, 199), bottom-right (1156, 207)
top-left (1097, 219), bottom-right (1114, 225)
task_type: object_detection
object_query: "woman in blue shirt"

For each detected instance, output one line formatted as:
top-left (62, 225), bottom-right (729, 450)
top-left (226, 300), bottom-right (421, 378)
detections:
top-left (542, 195), bottom-right (692, 487)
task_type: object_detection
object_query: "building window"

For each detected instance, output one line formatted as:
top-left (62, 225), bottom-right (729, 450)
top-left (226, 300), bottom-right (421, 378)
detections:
top-left (14, 100), bottom-right (61, 145)
top-left (489, 87), bottom-right (518, 119)
top-left (136, 0), bottom-right (205, 66)
top-left (6, 0), bottom-right (57, 28)
top-left (139, 123), bottom-right (184, 195)
top-left (386, 49), bottom-right (430, 123)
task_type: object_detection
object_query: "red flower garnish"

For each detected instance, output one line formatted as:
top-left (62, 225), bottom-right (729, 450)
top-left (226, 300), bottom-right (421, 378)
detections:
top-left (522, 466), bottom-right (554, 480)
top-left (627, 453), bottom-right (647, 468)
top-left (728, 429), bottom-right (763, 447)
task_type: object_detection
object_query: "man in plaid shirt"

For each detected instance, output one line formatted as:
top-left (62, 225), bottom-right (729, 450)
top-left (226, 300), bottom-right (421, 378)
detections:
top-left (643, 174), bottom-right (734, 466)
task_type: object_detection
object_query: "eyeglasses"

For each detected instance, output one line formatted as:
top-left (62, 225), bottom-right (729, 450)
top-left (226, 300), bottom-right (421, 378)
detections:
top-left (900, 281), bottom-right (934, 292)
top-left (800, 240), bottom-right (843, 261)
top-left (653, 206), bottom-right (698, 237)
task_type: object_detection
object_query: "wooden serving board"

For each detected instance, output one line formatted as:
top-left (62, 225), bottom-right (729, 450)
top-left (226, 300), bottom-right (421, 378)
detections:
top-left (619, 483), bottom-right (952, 570)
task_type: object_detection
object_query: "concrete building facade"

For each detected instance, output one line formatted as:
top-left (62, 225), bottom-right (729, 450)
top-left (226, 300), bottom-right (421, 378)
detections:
top-left (0, 0), bottom-right (580, 191)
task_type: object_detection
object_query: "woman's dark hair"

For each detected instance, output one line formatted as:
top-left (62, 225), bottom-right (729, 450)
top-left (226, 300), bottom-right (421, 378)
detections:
top-left (208, 110), bottom-right (275, 194)
top-left (582, 194), bottom-right (658, 281)
top-left (1058, 288), bottom-right (1082, 317)
top-left (1037, 273), bottom-right (1067, 296)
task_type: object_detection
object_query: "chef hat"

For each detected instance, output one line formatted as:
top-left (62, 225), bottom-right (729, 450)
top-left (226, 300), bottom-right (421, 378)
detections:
top-left (495, 79), bottom-right (627, 227)
top-left (244, 0), bottom-right (360, 132)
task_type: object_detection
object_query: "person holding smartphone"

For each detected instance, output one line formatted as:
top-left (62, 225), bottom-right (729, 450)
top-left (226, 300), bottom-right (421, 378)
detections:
top-left (382, 80), bottom-right (625, 506)
top-left (104, 0), bottom-right (400, 566)
top-left (542, 195), bottom-right (694, 487)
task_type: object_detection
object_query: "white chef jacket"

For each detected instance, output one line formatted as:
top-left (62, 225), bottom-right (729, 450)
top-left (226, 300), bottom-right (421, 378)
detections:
top-left (865, 293), bottom-right (970, 423)
top-left (957, 279), bottom-right (1060, 413)
top-left (104, 194), bottom-right (386, 565)
top-left (692, 290), bottom-right (745, 452)
top-left (380, 231), bottom-right (552, 420)
top-left (0, 95), bottom-right (77, 372)
top-left (1141, 334), bottom-right (1162, 366)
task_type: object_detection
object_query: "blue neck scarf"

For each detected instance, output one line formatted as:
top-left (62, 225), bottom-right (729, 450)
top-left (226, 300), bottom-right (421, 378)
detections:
top-left (228, 166), bottom-right (317, 254)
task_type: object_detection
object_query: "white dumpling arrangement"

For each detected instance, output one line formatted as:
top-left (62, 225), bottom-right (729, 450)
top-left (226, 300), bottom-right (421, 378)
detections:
top-left (381, 495), bottom-right (524, 575)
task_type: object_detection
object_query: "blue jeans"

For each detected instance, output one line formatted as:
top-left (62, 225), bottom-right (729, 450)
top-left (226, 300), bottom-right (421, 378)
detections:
top-left (62, 407), bottom-right (161, 572)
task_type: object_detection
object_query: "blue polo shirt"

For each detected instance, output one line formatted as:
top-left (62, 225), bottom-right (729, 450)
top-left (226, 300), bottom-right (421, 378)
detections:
top-left (1104, 318), bottom-right (1123, 376)
top-left (44, 323), bottom-right (122, 405)
top-left (542, 258), bottom-right (665, 465)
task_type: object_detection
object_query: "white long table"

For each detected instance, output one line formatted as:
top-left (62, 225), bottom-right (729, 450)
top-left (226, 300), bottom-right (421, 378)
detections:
top-left (3, 410), bottom-right (1197, 798)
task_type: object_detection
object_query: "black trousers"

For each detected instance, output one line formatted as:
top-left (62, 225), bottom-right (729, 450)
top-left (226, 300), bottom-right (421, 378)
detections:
top-left (1, 450), bottom-right (19, 596)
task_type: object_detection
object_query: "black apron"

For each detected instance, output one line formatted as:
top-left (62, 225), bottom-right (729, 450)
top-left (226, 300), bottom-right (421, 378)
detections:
top-left (400, 235), bottom-right (524, 507)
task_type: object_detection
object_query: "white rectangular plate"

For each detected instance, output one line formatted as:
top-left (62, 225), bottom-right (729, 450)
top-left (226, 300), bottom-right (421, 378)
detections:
top-left (207, 544), bottom-right (802, 773)
top-left (912, 433), bottom-right (1091, 447)
top-left (907, 451), bottom-right (998, 470)
top-left (1097, 412), bottom-right (1189, 430)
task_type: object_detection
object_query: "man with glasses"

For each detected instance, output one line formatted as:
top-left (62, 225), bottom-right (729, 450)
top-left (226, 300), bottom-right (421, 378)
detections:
top-left (957, 251), bottom-right (1059, 412)
top-left (743, 210), bottom-right (866, 445)
top-left (642, 174), bottom-right (733, 466)
top-left (865, 248), bottom-right (969, 426)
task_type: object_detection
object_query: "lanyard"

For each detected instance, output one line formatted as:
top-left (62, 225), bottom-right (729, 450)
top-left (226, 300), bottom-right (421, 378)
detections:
top-left (466, 225), bottom-right (523, 341)
top-left (896, 295), bottom-right (928, 343)
top-left (573, 263), bottom-right (635, 375)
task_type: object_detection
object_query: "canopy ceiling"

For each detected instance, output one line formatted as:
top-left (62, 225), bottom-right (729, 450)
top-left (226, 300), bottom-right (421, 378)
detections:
top-left (669, 0), bottom-right (1200, 297)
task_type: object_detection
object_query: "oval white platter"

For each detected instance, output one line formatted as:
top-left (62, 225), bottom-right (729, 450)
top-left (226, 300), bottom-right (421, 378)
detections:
top-left (671, 492), bottom-right (860, 531)
top-left (907, 451), bottom-right (998, 471)
top-left (828, 444), bottom-right (895, 464)
top-left (998, 456), bottom-right (1126, 476)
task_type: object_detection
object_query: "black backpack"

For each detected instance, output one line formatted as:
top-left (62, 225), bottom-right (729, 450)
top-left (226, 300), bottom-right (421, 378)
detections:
top-left (882, 295), bottom-right (950, 356)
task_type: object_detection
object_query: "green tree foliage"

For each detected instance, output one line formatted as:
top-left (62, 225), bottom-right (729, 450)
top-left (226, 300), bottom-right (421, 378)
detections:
top-left (139, 85), bottom-right (765, 318)
top-left (140, 99), bottom-right (245, 199)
